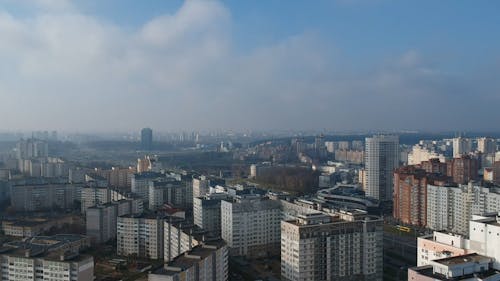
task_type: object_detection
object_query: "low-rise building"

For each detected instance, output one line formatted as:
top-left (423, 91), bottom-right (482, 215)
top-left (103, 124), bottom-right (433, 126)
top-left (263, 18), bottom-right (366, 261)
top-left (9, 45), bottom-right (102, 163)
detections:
top-left (417, 231), bottom-right (470, 267)
top-left (2, 216), bottom-right (76, 237)
top-left (408, 254), bottom-right (499, 281)
top-left (0, 234), bottom-right (93, 281)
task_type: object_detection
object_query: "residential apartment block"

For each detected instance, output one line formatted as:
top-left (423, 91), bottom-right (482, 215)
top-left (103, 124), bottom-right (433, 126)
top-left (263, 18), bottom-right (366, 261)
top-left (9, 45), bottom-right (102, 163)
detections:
top-left (221, 197), bottom-right (281, 257)
top-left (281, 210), bottom-right (383, 281)
top-left (117, 214), bottom-right (164, 259)
top-left (149, 240), bottom-right (228, 281)
top-left (0, 234), bottom-right (93, 281)
top-left (427, 183), bottom-right (500, 235)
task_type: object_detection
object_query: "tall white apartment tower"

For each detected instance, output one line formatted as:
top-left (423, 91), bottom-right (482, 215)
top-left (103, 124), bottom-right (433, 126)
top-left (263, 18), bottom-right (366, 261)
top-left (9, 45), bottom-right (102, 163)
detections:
top-left (364, 135), bottom-right (399, 201)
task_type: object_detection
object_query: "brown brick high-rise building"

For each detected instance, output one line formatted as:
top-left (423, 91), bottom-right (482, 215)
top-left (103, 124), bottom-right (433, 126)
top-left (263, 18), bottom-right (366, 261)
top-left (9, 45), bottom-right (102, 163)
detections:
top-left (393, 166), bottom-right (449, 227)
top-left (446, 155), bottom-right (479, 184)
top-left (421, 158), bottom-right (447, 174)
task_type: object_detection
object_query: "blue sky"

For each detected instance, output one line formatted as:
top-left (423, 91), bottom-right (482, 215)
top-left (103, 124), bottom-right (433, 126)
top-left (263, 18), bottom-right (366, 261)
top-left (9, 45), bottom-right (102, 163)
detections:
top-left (0, 0), bottom-right (499, 132)
top-left (80, 0), bottom-right (500, 60)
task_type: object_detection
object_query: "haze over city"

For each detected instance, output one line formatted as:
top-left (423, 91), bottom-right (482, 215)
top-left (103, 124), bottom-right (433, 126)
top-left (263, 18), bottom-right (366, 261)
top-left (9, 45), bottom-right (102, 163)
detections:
top-left (1, 0), bottom-right (500, 132)
top-left (3, 2), bottom-right (500, 281)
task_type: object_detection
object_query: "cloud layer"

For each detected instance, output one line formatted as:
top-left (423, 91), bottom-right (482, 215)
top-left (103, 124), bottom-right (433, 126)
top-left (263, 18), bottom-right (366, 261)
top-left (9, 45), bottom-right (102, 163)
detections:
top-left (0, 1), bottom-right (498, 132)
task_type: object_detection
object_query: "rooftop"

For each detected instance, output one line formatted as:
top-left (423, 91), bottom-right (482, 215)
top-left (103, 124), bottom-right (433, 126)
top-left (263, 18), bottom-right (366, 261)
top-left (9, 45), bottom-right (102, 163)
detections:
top-left (151, 241), bottom-right (226, 276)
top-left (433, 253), bottom-right (490, 267)
top-left (0, 234), bottom-right (89, 260)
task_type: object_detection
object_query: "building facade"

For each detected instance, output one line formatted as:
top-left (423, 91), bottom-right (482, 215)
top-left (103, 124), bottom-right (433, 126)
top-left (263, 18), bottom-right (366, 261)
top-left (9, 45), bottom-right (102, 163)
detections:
top-left (141, 128), bottom-right (153, 151)
top-left (426, 183), bottom-right (500, 235)
top-left (193, 193), bottom-right (229, 237)
top-left (117, 214), bottom-right (164, 259)
top-left (281, 210), bottom-right (383, 281)
top-left (0, 235), bottom-right (93, 281)
top-left (149, 241), bottom-right (228, 281)
top-left (10, 183), bottom-right (81, 212)
top-left (364, 135), bottom-right (399, 201)
top-left (446, 155), bottom-right (479, 184)
top-left (221, 198), bottom-right (282, 257)
top-left (393, 165), bottom-right (448, 227)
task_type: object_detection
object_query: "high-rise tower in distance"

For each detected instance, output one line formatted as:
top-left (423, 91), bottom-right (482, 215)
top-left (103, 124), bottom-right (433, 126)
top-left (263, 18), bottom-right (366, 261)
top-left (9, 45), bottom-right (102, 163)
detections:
top-left (141, 128), bottom-right (153, 151)
top-left (365, 135), bottom-right (399, 201)
top-left (452, 136), bottom-right (472, 158)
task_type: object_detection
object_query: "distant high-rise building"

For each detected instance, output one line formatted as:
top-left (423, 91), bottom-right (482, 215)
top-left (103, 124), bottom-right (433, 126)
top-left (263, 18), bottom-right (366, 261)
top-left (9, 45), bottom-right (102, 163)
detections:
top-left (420, 158), bottom-right (448, 175)
top-left (141, 128), bottom-right (153, 151)
top-left (365, 135), bottom-right (399, 201)
top-left (446, 155), bottom-right (479, 184)
top-left (452, 137), bottom-right (471, 158)
top-left (478, 137), bottom-right (496, 154)
top-left (407, 144), bottom-right (446, 165)
top-left (16, 138), bottom-right (49, 161)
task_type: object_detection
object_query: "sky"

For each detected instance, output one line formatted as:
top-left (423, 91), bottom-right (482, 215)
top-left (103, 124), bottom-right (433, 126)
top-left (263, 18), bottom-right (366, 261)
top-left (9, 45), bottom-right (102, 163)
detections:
top-left (0, 0), bottom-right (499, 133)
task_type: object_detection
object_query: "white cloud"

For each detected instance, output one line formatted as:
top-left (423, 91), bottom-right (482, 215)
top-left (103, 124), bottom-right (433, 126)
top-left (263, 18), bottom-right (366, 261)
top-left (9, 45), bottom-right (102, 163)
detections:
top-left (0, 0), bottom-right (497, 132)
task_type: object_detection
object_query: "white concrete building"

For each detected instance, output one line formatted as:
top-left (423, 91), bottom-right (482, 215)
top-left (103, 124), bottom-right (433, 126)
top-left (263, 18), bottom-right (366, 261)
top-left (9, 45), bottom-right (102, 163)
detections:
top-left (221, 197), bottom-right (281, 257)
top-left (163, 220), bottom-right (205, 262)
top-left (281, 210), bottom-right (383, 281)
top-left (192, 176), bottom-right (210, 198)
top-left (411, 213), bottom-right (500, 280)
top-left (409, 253), bottom-right (499, 280)
top-left (117, 214), bottom-right (164, 260)
top-left (86, 199), bottom-right (142, 244)
top-left (469, 214), bottom-right (500, 270)
top-left (408, 144), bottom-right (446, 165)
top-left (81, 186), bottom-right (111, 213)
top-left (0, 235), bottom-right (93, 281)
top-left (427, 183), bottom-right (500, 235)
top-left (364, 135), bottom-right (399, 201)
top-left (193, 193), bottom-right (230, 237)
top-left (131, 172), bottom-right (163, 200)
top-left (148, 180), bottom-right (190, 210)
top-left (453, 137), bottom-right (472, 158)
top-left (417, 231), bottom-right (471, 266)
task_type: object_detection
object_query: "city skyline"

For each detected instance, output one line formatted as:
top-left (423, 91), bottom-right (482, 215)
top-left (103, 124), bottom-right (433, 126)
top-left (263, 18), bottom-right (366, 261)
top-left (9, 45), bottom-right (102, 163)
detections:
top-left (1, 1), bottom-right (500, 132)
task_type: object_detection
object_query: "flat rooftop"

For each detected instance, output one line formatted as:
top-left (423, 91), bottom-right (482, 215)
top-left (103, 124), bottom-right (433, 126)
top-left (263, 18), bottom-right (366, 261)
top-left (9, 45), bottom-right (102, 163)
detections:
top-left (411, 264), bottom-right (500, 280)
top-left (151, 241), bottom-right (226, 276)
top-left (433, 253), bottom-right (490, 266)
